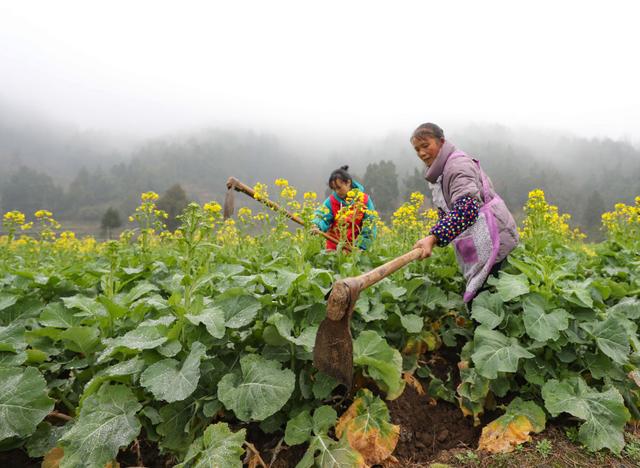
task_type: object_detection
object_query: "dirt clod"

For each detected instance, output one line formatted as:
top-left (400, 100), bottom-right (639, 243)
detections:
top-left (388, 384), bottom-right (479, 464)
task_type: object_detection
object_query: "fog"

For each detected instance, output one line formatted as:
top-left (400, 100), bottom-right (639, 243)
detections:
top-left (1, 1), bottom-right (640, 141)
top-left (1, 2), bottom-right (640, 239)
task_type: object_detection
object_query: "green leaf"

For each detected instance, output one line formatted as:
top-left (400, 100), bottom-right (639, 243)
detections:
top-left (59, 326), bottom-right (100, 354)
top-left (522, 294), bottom-right (570, 342)
top-left (59, 384), bottom-right (141, 468)
top-left (0, 367), bottom-right (54, 442)
top-left (581, 315), bottom-right (630, 365)
top-left (562, 280), bottom-right (594, 308)
top-left (186, 307), bottom-right (226, 339)
top-left (608, 297), bottom-right (640, 319)
top-left (353, 331), bottom-right (404, 399)
top-left (158, 340), bottom-right (183, 357)
top-left (420, 285), bottom-right (449, 310)
top-left (313, 405), bottom-right (337, 435)
top-left (218, 354), bottom-right (294, 421)
top-left (507, 257), bottom-right (542, 284)
top-left (492, 273), bottom-right (530, 302)
top-left (80, 357), bottom-right (146, 407)
top-left (297, 433), bottom-right (365, 468)
top-left (542, 377), bottom-right (630, 453)
top-left (157, 399), bottom-right (198, 453)
top-left (267, 313), bottom-right (318, 351)
top-left (274, 270), bottom-right (303, 295)
top-left (98, 324), bottom-right (168, 362)
top-left (96, 296), bottom-right (128, 320)
top-left (312, 372), bottom-right (339, 399)
top-left (39, 302), bottom-right (82, 328)
top-left (140, 342), bottom-right (206, 402)
top-left (26, 422), bottom-right (69, 458)
top-left (471, 327), bottom-right (533, 379)
top-left (62, 295), bottom-right (105, 317)
top-left (285, 410), bottom-right (313, 446)
top-left (123, 282), bottom-right (158, 305)
top-left (355, 296), bottom-right (387, 322)
top-left (0, 294), bottom-right (18, 312)
top-left (215, 289), bottom-right (261, 328)
top-left (471, 292), bottom-right (505, 329)
top-left (0, 322), bottom-right (26, 352)
top-left (175, 422), bottom-right (245, 468)
top-left (379, 281), bottom-right (406, 301)
top-left (399, 314), bottom-right (423, 334)
top-left (0, 351), bottom-right (27, 366)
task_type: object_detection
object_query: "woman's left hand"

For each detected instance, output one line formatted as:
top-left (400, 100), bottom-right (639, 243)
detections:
top-left (413, 235), bottom-right (437, 259)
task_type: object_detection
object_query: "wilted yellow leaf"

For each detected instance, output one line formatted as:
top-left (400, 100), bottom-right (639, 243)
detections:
top-left (478, 398), bottom-right (546, 454)
top-left (246, 441), bottom-right (267, 468)
top-left (42, 447), bottom-right (64, 468)
top-left (41, 448), bottom-right (120, 468)
top-left (478, 414), bottom-right (534, 453)
top-left (336, 389), bottom-right (400, 465)
top-left (402, 372), bottom-right (425, 396)
top-left (402, 330), bottom-right (441, 355)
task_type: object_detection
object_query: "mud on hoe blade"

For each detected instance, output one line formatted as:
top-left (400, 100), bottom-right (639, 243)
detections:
top-left (313, 248), bottom-right (425, 389)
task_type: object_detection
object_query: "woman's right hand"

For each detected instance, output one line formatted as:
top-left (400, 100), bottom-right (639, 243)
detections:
top-left (413, 235), bottom-right (437, 259)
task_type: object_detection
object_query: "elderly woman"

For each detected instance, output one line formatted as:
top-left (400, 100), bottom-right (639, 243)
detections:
top-left (411, 123), bottom-right (519, 304)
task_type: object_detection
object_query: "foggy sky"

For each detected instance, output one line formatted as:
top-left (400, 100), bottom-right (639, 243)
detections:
top-left (1, 1), bottom-right (639, 141)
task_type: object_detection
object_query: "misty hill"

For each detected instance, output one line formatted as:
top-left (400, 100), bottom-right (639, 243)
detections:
top-left (1, 114), bottom-right (639, 240)
top-left (0, 100), bottom-right (130, 183)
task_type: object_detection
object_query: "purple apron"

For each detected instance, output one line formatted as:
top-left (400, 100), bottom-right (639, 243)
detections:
top-left (430, 153), bottom-right (502, 303)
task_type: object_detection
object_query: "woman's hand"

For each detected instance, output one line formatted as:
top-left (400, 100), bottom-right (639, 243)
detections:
top-left (413, 235), bottom-right (438, 259)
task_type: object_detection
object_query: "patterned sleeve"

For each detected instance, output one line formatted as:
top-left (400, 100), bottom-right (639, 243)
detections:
top-left (429, 195), bottom-right (480, 247)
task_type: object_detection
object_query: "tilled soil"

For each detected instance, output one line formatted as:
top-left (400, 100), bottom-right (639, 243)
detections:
top-left (388, 384), bottom-right (479, 464)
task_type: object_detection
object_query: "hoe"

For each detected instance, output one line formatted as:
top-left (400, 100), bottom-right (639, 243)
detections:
top-left (224, 176), bottom-right (343, 247)
top-left (313, 247), bottom-right (424, 388)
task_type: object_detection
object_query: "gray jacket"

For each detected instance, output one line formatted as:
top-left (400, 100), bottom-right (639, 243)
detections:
top-left (425, 140), bottom-right (519, 262)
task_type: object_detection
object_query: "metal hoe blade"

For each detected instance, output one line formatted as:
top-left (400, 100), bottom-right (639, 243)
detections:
top-left (313, 314), bottom-right (354, 389)
top-left (223, 183), bottom-right (236, 219)
top-left (313, 280), bottom-right (359, 388)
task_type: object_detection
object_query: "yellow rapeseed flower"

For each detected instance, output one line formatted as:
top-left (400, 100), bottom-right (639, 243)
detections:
top-left (34, 210), bottom-right (53, 219)
top-left (141, 191), bottom-right (159, 202)
top-left (253, 182), bottom-right (269, 201)
top-left (203, 201), bottom-right (222, 214)
top-left (410, 192), bottom-right (425, 206)
top-left (280, 186), bottom-right (297, 200)
top-left (3, 211), bottom-right (26, 225)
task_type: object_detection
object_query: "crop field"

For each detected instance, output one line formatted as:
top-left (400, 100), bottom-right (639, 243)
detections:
top-left (1, 185), bottom-right (639, 467)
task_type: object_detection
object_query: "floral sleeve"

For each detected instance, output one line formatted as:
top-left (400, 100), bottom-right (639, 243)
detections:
top-left (429, 195), bottom-right (480, 247)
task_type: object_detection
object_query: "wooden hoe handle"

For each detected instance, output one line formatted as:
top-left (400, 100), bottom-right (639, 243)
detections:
top-left (326, 248), bottom-right (423, 320)
top-left (225, 176), bottom-right (343, 247)
top-left (353, 248), bottom-right (424, 291)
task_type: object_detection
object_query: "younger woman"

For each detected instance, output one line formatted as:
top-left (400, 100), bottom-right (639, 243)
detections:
top-left (312, 166), bottom-right (377, 250)
top-left (410, 123), bottom-right (519, 304)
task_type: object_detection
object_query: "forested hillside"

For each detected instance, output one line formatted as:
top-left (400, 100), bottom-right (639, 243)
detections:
top-left (2, 110), bottom-right (639, 238)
